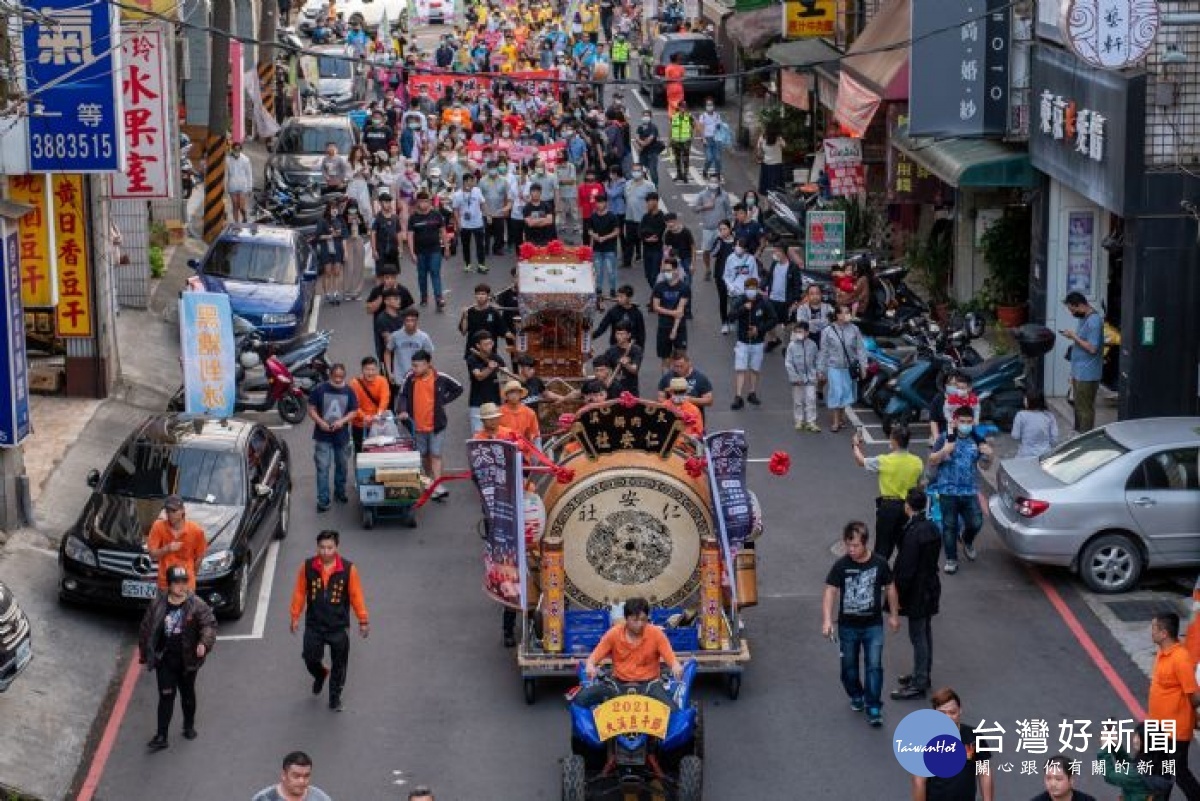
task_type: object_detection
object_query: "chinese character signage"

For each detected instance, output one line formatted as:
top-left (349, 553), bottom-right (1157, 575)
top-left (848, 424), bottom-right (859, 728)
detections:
top-left (703, 430), bottom-right (753, 549)
top-left (592, 696), bottom-right (672, 741)
top-left (112, 24), bottom-right (172, 199)
top-left (1063, 0), bottom-right (1160, 70)
top-left (23, 0), bottom-right (122, 173)
top-left (909, 0), bottom-right (1010, 137)
top-left (467, 439), bottom-right (526, 609)
top-left (51, 175), bottom-right (92, 337)
top-left (823, 137), bottom-right (866, 197)
top-left (8, 175), bottom-right (57, 308)
top-left (887, 106), bottom-right (949, 204)
top-left (573, 400), bottom-right (682, 459)
top-left (179, 292), bottom-right (237, 418)
top-left (804, 210), bottom-right (846, 269)
top-left (0, 232), bottom-right (32, 447)
top-left (1028, 44), bottom-right (1145, 215)
top-left (783, 0), bottom-right (835, 39)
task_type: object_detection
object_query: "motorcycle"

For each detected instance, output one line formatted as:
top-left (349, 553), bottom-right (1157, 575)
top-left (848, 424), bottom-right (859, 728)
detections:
top-left (564, 661), bottom-right (703, 801)
top-left (761, 184), bottom-right (822, 247)
top-left (179, 134), bottom-right (198, 198)
top-left (801, 259), bottom-right (932, 338)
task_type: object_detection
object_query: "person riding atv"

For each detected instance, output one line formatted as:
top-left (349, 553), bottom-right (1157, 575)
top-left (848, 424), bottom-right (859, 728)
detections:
top-left (574, 597), bottom-right (684, 709)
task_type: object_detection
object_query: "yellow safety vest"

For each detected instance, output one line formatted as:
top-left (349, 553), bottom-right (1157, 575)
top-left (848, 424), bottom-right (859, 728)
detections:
top-left (611, 39), bottom-right (630, 63)
top-left (670, 113), bottom-right (693, 142)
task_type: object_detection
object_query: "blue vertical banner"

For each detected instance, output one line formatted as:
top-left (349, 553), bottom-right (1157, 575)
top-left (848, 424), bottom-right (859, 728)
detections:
top-left (179, 292), bottom-right (236, 418)
top-left (0, 231), bottom-right (32, 447)
top-left (23, 0), bottom-right (123, 172)
top-left (468, 439), bottom-right (526, 610)
top-left (704, 430), bottom-right (753, 548)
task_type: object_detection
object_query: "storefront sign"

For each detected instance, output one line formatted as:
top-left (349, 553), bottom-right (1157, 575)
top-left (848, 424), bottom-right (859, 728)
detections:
top-left (23, 0), bottom-right (122, 173)
top-left (1066, 210), bottom-right (1096, 295)
top-left (51, 175), bottom-right (92, 337)
top-left (804, 210), bottom-right (846, 269)
top-left (1063, 0), bottom-right (1160, 70)
top-left (886, 106), bottom-right (948, 204)
top-left (468, 439), bottom-right (526, 609)
top-left (112, 25), bottom-right (173, 199)
top-left (782, 0), bottom-right (835, 39)
top-left (120, 0), bottom-right (181, 19)
top-left (823, 137), bottom-right (866, 197)
top-left (8, 175), bottom-right (57, 308)
top-left (1029, 44), bottom-right (1145, 215)
top-left (909, 0), bottom-right (1010, 137)
top-left (0, 232), bottom-right (31, 447)
top-left (179, 291), bottom-right (237, 417)
top-left (780, 70), bottom-right (812, 110)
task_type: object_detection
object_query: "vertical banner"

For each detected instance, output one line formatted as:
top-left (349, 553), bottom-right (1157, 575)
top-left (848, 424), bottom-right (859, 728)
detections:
top-left (0, 231), bottom-right (32, 447)
top-left (823, 137), bottom-right (866, 197)
top-left (8, 175), bottom-right (57, 308)
top-left (704, 430), bottom-right (753, 549)
top-left (112, 24), bottom-right (173, 199)
top-left (179, 292), bottom-right (237, 417)
top-left (804, 210), bottom-right (847, 270)
top-left (468, 439), bottom-right (526, 609)
top-left (23, 0), bottom-right (122, 172)
top-left (245, 68), bottom-right (281, 140)
top-left (51, 175), bottom-right (92, 337)
top-left (1066, 210), bottom-right (1095, 295)
top-left (230, 41), bottom-right (245, 144)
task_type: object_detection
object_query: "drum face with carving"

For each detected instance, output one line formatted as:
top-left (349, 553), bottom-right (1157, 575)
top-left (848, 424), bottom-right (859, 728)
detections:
top-left (542, 457), bottom-right (713, 610)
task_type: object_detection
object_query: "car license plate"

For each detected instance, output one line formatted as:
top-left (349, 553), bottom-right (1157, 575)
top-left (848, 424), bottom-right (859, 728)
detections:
top-left (360, 485), bottom-right (385, 504)
top-left (121, 580), bottom-right (158, 600)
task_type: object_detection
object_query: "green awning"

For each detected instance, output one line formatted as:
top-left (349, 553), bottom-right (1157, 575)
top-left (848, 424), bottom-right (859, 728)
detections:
top-left (893, 127), bottom-right (1035, 189)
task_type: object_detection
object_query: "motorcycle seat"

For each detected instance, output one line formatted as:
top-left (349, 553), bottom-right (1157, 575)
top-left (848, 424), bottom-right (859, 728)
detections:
top-left (269, 331), bottom-right (325, 356)
top-left (959, 355), bottom-right (1020, 379)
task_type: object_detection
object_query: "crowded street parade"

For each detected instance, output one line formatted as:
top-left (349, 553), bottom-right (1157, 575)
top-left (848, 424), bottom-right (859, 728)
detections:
top-left (0, 0), bottom-right (1199, 798)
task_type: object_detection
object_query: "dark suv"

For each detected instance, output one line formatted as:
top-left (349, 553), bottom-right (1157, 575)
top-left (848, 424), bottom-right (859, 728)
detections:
top-left (0, 581), bottom-right (32, 692)
top-left (639, 34), bottom-right (726, 107)
top-left (58, 415), bottom-right (291, 620)
top-left (264, 114), bottom-right (358, 195)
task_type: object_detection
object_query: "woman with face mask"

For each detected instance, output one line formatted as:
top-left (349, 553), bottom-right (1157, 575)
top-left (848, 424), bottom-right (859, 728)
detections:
top-left (742, 190), bottom-right (761, 223)
top-left (816, 303), bottom-right (868, 432)
top-left (343, 202), bottom-right (369, 300)
top-left (314, 200), bottom-right (348, 305)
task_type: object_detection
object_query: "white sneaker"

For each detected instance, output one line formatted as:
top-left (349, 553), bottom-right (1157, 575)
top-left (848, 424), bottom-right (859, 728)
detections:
top-left (721, 324), bottom-right (730, 335)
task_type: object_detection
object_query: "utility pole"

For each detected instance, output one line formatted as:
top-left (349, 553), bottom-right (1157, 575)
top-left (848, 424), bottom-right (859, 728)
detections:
top-left (258, 5), bottom-right (277, 123)
top-left (203, 0), bottom-right (232, 243)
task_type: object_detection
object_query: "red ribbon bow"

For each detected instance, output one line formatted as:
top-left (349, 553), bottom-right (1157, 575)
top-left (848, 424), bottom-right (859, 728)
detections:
top-left (518, 242), bottom-right (538, 260)
top-left (684, 456), bottom-right (708, 479)
top-left (618, 391), bottom-right (638, 409)
top-left (554, 466), bottom-right (576, 485)
top-left (768, 450), bottom-right (791, 476)
top-left (545, 239), bottom-right (566, 256)
top-left (575, 245), bottom-right (594, 261)
top-left (557, 413), bottom-right (577, 430)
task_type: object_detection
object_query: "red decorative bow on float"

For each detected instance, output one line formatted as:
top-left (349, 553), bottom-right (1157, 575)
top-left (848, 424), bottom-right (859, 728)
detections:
top-left (768, 451), bottom-right (791, 476)
top-left (518, 240), bottom-right (593, 261)
top-left (684, 456), bottom-right (708, 479)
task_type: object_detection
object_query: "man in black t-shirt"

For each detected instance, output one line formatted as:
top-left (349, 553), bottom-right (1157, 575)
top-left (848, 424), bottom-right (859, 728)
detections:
top-left (522, 183), bottom-right (557, 245)
top-left (458, 283), bottom-right (510, 357)
top-left (406, 190), bottom-right (446, 309)
top-left (588, 195), bottom-right (622, 298)
top-left (362, 113), bottom-right (394, 155)
top-left (371, 192), bottom-right (403, 276)
top-left (465, 330), bottom-right (505, 432)
top-left (593, 285), bottom-right (645, 348)
top-left (603, 322), bottom-right (643, 397)
top-left (821, 521), bottom-right (899, 728)
top-left (663, 213), bottom-right (696, 276)
top-left (638, 193), bottom-right (667, 288)
top-left (913, 687), bottom-right (994, 801)
top-left (372, 288), bottom-right (410, 362)
top-left (364, 272), bottom-right (414, 317)
top-left (649, 259), bottom-right (690, 367)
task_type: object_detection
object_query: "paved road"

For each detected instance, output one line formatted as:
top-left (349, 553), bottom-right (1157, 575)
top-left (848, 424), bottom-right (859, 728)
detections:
top-left (85, 79), bottom-right (1158, 801)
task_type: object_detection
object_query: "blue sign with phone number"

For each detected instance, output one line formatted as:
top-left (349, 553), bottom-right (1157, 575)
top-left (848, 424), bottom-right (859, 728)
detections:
top-left (22, 0), bottom-right (122, 173)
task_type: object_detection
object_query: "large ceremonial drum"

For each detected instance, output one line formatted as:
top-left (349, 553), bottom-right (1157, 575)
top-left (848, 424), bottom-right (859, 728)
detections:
top-left (541, 451), bottom-right (714, 610)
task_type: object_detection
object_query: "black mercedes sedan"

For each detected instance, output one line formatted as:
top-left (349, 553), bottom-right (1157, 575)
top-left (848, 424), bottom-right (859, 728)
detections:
top-left (58, 415), bottom-right (291, 620)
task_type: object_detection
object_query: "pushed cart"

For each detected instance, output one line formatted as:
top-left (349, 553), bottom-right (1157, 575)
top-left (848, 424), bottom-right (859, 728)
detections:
top-left (355, 413), bottom-right (426, 529)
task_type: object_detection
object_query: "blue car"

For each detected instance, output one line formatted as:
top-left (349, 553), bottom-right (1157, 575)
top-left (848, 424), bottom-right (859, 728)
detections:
top-left (191, 224), bottom-right (317, 341)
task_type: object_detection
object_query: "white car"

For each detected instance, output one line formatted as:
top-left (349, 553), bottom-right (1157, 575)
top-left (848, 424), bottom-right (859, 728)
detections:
top-left (414, 0), bottom-right (454, 25)
top-left (298, 0), bottom-right (407, 32)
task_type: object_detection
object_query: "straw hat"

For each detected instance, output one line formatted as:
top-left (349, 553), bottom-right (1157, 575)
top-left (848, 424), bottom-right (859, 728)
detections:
top-left (669, 377), bottom-right (689, 393)
top-left (479, 402), bottom-right (503, 420)
top-left (502, 379), bottom-right (528, 398)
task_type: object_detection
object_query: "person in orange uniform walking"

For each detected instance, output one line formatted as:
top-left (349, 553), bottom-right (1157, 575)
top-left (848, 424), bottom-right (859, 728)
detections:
top-left (147, 495), bottom-right (208, 593)
top-left (1149, 611), bottom-right (1200, 798)
top-left (290, 530), bottom-right (370, 711)
top-left (665, 377), bottom-right (705, 439)
top-left (499, 379), bottom-right (541, 450)
top-left (575, 597), bottom-right (684, 707)
top-left (349, 356), bottom-right (391, 453)
top-left (664, 53), bottom-right (687, 113)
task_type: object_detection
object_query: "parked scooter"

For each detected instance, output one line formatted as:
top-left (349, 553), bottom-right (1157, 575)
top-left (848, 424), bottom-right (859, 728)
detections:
top-left (761, 183), bottom-right (822, 247)
top-left (179, 134), bottom-right (199, 198)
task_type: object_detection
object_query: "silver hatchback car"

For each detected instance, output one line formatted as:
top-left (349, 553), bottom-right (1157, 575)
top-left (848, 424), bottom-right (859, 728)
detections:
top-left (989, 417), bottom-right (1200, 593)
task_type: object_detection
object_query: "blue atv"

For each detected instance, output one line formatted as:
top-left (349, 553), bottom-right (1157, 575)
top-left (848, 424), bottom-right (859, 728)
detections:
top-left (563, 660), bottom-right (704, 800)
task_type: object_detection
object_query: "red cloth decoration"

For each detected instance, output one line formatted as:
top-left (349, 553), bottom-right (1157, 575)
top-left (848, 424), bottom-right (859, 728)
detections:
top-left (946, 392), bottom-right (979, 410)
top-left (684, 456), bottom-right (707, 479)
top-left (618, 391), bottom-right (638, 409)
top-left (518, 242), bottom-right (538, 260)
top-left (768, 450), bottom-right (791, 476)
top-left (554, 467), bottom-right (576, 485)
top-left (557, 413), bottom-right (577, 430)
top-left (546, 239), bottom-right (566, 256)
top-left (575, 245), bottom-right (593, 261)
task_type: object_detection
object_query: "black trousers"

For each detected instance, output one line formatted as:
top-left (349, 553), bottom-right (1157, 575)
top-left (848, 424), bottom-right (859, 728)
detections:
top-left (875, 497), bottom-right (907, 563)
top-left (303, 627), bottom-right (350, 700)
top-left (487, 216), bottom-right (507, 253)
top-left (622, 220), bottom-right (642, 266)
top-left (716, 273), bottom-right (731, 324)
top-left (155, 653), bottom-right (198, 737)
top-left (507, 217), bottom-right (524, 249)
top-left (1167, 739), bottom-right (1200, 800)
top-left (906, 616), bottom-right (932, 690)
top-left (460, 227), bottom-right (487, 267)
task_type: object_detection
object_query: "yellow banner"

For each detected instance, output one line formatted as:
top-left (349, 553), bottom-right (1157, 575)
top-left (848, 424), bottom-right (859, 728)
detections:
top-left (592, 695), bottom-right (672, 740)
top-left (120, 0), bottom-right (180, 20)
top-left (9, 175), bottom-right (55, 308)
top-left (784, 0), bottom-right (836, 39)
top-left (51, 175), bottom-right (93, 338)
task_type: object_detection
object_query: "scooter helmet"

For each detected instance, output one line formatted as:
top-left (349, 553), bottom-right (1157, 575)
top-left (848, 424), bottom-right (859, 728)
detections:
top-left (239, 350), bottom-right (262, 370)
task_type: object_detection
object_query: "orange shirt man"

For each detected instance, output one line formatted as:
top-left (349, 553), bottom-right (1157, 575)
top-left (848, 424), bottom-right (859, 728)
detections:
top-left (349, 357), bottom-right (391, 451)
top-left (665, 377), bottom-right (704, 439)
top-left (500, 380), bottom-right (541, 447)
top-left (664, 56), bottom-right (686, 113)
top-left (146, 495), bottom-right (207, 590)
top-left (585, 598), bottom-right (683, 683)
top-left (1149, 612), bottom-right (1200, 756)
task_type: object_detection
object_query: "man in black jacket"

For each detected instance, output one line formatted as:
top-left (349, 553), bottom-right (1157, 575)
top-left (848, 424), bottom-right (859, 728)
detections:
top-left (396, 349), bottom-right (463, 499)
top-left (890, 489), bottom-right (942, 701)
top-left (138, 566), bottom-right (217, 750)
top-left (592, 285), bottom-right (645, 348)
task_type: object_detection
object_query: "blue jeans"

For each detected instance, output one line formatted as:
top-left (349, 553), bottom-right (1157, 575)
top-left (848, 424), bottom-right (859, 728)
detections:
top-left (703, 138), bottom-right (723, 176)
top-left (593, 250), bottom-right (618, 294)
top-left (838, 623), bottom-right (884, 712)
top-left (314, 440), bottom-right (351, 508)
top-left (642, 245), bottom-right (663, 288)
top-left (939, 493), bottom-right (983, 561)
top-left (416, 250), bottom-right (443, 302)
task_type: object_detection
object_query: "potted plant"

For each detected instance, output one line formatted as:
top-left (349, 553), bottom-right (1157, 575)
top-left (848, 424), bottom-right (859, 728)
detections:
top-left (980, 206), bottom-right (1032, 328)
top-left (905, 233), bottom-right (952, 320)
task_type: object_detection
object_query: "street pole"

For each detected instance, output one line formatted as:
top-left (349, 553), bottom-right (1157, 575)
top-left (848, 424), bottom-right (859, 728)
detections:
top-left (258, 6), bottom-right (277, 123)
top-left (203, 0), bottom-right (232, 243)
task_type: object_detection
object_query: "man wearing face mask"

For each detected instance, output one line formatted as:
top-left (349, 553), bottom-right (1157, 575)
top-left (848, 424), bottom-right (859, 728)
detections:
top-left (1060, 291), bottom-right (1104, 434)
top-left (479, 162), bottom-right (512, 257)
top-left (650, 260), bottom-right (691, 368)
top-left (667, 377), bottom-right (705, 438)
top-left (694, 179), bottom-right (733, 281)
top-left (698, 98), bottom-right (724, 179)
top-left (635, 111), bottom-right (663, 187)
top-left (730, 277), bottom-right (776, 410)
top-left (638, 193), bottom-right (668, 288)
top-left (624, 166), bottom-right (656, 270)
top-left (927, 406), bottom-right (993, 575)
top-left (668, 101), bottom-right (695, 181)
top-left (721, 237), bottom-right (760, 333)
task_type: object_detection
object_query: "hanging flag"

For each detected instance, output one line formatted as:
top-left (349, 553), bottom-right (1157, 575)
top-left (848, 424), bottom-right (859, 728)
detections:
top-left (468, 439), bottom-right (526, 609)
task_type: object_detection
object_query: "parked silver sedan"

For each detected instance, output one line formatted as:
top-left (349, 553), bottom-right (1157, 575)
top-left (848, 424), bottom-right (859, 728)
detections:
top-left (989, 417), bottom-right (1200, 593)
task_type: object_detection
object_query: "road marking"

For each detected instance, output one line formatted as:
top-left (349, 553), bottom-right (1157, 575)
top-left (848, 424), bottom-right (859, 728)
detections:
top-left (307, 294), bottom-right (322, 335)
top-left (267, 423), bottom-right (294, 431)
top-left (630, 87), bottom-right (648, 111)
top-left (218, 539), bottom-right (281, 642)
top-left (844, 407), bottom-right (888, 445)
top-left (75, 646), bottom-right (141, 801)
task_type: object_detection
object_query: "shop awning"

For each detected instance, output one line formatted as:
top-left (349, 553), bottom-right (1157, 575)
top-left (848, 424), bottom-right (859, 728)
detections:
top-left (766, 38), bottom-right (842, 72)
top-left (841, 0), bottom-right (910, 101)
top-left (893, 129), bottom-right (1036, 188)
top-left (726, 5), bottom-right (782, 53)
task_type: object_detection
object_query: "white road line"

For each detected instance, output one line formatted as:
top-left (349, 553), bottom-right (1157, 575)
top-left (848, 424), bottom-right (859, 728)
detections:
top-left (844, 407), bottom-right (888, 445)
top-left (218, 539), bottom-right (281, 642)
top-left (267, 423), bottom-right (294, 431)
top-left (306, 295), bottom-right (322, 335)
top-left (630, 87), bottom-right (648, 111)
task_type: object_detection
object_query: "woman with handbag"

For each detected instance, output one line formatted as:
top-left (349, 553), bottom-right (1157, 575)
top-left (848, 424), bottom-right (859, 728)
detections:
top-left (816, 303), bottom-right (867, 432)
